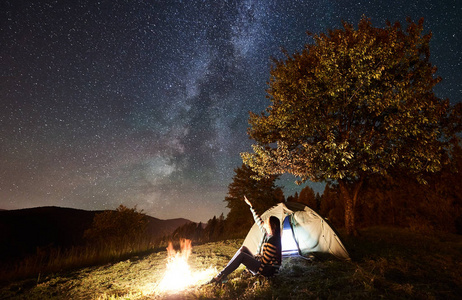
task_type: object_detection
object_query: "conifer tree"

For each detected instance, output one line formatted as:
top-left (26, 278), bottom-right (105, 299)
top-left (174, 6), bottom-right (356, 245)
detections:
top-left (224, 164), bottom-right (280, 234)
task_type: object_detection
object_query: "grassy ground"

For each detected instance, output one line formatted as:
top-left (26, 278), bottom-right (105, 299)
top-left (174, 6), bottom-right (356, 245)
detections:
top-left (1, 227), bottom-right (461, 299)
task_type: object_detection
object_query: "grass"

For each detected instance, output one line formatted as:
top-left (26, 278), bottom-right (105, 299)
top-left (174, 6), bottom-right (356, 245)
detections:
top-left (1, 227), bottom-right (461, 299)
top-left (0, 237), bottom-right (161, 284)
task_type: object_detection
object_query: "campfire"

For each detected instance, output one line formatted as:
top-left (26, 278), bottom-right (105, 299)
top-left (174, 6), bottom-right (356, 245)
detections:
top-left (156, 239), bottom-right (216, 293)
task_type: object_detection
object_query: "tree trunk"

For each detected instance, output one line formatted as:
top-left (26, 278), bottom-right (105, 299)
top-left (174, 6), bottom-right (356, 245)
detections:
top-left (339, 178), bottom-right (363, 236)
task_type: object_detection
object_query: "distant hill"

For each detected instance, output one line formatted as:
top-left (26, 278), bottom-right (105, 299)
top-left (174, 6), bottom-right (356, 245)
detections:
top-left (144, 216), bottom-right (193, 240)
top-left (0, 206), bottom-right (191, 262)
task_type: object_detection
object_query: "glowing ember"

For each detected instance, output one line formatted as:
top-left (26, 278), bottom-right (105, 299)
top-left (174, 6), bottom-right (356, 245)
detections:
top-left (156, 239), bottom-right (216, 293)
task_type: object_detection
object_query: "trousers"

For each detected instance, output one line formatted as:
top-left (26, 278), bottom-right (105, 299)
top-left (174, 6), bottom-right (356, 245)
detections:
top-left (218, 246), bottom-right (261, 277)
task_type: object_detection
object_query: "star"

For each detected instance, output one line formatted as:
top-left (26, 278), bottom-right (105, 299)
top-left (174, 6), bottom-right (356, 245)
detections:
top-left (1, 0), bottom-right (460, 222)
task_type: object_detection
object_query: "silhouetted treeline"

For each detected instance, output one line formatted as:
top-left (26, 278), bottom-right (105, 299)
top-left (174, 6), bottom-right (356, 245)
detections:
top-left (317, 143), bottom-right (462, 234)
top-left (163, 213), bottom-right (227, 244)
top-left (170, 144), bottom-right (462, 245)
top-left (292, 143), bottom-right (462, 234)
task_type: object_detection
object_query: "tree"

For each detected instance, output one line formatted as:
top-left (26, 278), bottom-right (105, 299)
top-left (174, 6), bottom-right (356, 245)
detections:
top-left (286, 192), bottom-right (298, 203)
top-left (242, 17), bottom-right (461, 235)
top-left (319, 183), bottom-right (343, 227)
top-left (224, 164), bottom-right (281, 235)
top-left (84, 205), bottom-right (148, 246)
top-left (171, 222), bottom-right (199, 240)
top-left (360, 142), bottom-right (462, 232)
top-left (204, 216), bottom-right (218, 241)
top-left (298, 185), bottom-right (317, 210)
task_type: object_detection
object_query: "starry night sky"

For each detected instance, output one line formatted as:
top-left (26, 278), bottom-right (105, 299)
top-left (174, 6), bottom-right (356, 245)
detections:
top-left (1, 0), bottom-right (461, 222)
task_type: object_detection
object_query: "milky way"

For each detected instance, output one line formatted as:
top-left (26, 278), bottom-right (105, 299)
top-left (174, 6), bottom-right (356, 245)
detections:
top-left (1, 0), bottom-right (461, 221)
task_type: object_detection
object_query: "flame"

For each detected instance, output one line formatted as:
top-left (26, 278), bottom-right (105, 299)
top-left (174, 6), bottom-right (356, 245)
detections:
top-left (156, 239), bottom-right (216, 293)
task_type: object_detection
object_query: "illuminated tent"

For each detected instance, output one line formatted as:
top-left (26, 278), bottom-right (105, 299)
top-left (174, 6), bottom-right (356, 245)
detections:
top-left (242, 202), bottom-right (350, 260)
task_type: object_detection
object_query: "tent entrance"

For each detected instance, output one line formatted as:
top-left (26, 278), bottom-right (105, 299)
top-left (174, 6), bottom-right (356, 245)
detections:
top-left (281, 215), bottom-right (299, 256)
top-left (242, 202), bottom-right (350, 260)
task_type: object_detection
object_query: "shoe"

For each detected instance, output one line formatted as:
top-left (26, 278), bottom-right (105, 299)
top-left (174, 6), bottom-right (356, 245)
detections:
top-left (206, 274), bottom-right (227, 284)
top-left (242, 268), bottom-right (256, 276)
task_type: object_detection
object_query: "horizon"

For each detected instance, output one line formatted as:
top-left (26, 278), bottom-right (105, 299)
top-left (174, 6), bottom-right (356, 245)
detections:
top-left (0, 205), bottom-right (193, 222)
top-left (0, 177), bottom-right (325, 223)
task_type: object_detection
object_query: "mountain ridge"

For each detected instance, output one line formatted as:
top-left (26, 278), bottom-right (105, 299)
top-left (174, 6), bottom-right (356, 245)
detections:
top-left (0, 206), bottom-right (192, 262)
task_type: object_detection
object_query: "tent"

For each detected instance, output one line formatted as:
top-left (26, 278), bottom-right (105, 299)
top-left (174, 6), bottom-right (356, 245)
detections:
top-left (242, 202), bottom-right (350, 260)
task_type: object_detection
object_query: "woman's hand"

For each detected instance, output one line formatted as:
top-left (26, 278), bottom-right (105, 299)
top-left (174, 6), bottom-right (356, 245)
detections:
top-left (244, 196), bottom-right (252, 207)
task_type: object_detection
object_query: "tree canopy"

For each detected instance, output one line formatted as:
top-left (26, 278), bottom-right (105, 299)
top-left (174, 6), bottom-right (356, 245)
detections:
top-left (224, 164), bottom-right (283, 235)
top-left (84, 205), bottom-right (148, 245)
top-left (242, 17), bottom-right (461, 234)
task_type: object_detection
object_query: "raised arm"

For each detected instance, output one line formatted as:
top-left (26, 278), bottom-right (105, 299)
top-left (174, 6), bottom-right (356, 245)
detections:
top-left (244, 196), bottom-right (266, 234)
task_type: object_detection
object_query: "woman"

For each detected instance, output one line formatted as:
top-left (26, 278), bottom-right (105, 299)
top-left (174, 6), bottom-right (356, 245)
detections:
top-left (208, 196), bottom-right (281, 284)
